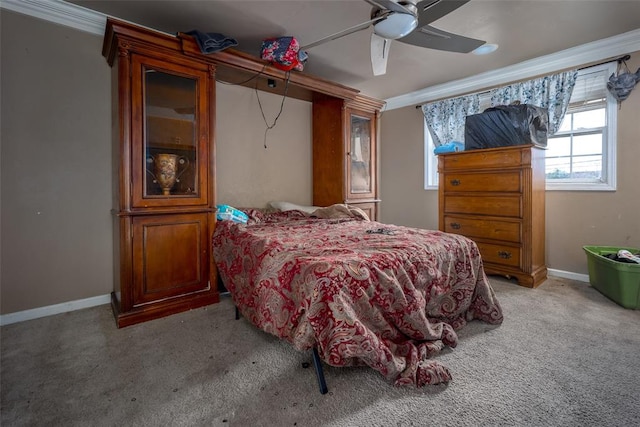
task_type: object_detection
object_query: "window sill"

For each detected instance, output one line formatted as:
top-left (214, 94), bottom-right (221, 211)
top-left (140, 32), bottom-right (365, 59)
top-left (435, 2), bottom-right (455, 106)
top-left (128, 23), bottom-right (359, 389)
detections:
top-left (546, 181), bottom-right (616, 191)
top-left (427, 183), bottom-right (616, 191)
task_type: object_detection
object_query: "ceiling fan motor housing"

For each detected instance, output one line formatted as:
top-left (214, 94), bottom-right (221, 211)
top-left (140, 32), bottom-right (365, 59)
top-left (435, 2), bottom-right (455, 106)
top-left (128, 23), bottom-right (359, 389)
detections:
top-left (370, 1), bottom-right (419, 40)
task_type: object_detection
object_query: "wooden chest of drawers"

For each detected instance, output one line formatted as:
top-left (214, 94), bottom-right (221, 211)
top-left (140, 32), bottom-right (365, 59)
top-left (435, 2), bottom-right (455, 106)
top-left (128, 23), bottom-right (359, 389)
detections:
top-left (438, 145), bottom-right (547, 288)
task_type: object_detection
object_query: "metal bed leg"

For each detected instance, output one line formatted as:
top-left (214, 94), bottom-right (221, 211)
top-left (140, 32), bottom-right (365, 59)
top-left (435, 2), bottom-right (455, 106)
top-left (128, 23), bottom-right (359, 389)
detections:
top-left (235, 304), bottom-right (327, 394)
top-left (312, 347), bottom-right (328, 395)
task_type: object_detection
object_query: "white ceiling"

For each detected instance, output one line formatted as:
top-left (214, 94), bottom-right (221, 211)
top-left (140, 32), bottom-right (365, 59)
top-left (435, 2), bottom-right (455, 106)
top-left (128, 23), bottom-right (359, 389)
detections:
top-left (66, 0), bottom-right (640, 103)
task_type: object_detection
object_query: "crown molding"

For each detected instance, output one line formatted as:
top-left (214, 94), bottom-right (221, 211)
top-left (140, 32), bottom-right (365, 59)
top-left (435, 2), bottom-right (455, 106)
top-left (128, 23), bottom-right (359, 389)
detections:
top-left (384, 28), bottom-right (640, 111)
top-left (1, 0), bottom-right (106, 35)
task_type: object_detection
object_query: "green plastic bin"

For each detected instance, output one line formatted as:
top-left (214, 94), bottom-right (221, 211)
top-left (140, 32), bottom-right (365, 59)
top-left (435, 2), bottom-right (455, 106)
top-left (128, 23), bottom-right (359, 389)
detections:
top-left (583, 246), bottom-right (640, 309)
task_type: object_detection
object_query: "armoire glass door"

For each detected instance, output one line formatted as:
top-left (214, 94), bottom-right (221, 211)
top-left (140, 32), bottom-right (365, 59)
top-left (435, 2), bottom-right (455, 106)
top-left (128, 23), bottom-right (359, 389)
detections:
top-left (348, 113), bottom-right (374, 197)
top-left (130, 54), bottom-right (209, 208)
top-left (144, 69), bottom-right (197, 197)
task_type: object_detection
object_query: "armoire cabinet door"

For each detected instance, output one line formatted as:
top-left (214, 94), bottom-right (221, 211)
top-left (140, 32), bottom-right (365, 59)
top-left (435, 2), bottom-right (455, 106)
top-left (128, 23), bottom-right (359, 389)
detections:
top-left (131, 212), bottom-right (210, 306)
top-left (130, 54), bottom-right (211, 208)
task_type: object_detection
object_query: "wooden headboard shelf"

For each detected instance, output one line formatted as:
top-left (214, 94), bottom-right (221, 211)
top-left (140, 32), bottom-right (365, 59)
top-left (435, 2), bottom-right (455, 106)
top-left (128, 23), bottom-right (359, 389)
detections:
top-left (104, 18), bottom-right (362, 103)
top-left (178, 32), bottom-right (360, 102)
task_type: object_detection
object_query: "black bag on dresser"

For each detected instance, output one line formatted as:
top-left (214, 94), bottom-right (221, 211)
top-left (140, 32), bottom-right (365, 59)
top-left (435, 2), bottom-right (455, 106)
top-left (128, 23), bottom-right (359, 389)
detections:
top-left (464, 104), bottom-right (549, 150)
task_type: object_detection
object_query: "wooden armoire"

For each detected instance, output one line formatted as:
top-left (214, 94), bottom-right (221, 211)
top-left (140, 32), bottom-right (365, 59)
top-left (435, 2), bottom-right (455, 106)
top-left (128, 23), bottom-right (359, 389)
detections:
top-left (104, 20), bottom-right (219, 327)
top-left (312, 95), bottom-right (385, 221)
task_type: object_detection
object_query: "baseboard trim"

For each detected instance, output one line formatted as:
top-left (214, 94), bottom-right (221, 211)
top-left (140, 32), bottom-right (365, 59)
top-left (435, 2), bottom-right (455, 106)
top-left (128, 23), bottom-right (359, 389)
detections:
top-left (0, 270), bottom-right (589, 326)
top-left (0, 294), bottom-right (111, 326)
top-left (548, 268), bottom-right (590, 283)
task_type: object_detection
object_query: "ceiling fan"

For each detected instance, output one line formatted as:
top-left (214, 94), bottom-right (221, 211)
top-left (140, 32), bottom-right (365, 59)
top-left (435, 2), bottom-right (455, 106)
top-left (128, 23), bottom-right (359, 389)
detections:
top-left (301, 0), bottom-right (486, 76)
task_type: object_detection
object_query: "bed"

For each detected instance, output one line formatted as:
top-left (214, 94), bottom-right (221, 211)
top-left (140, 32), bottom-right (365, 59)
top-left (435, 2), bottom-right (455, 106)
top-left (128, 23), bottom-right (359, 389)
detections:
top-left (212, 206), bottom-right (503, 388)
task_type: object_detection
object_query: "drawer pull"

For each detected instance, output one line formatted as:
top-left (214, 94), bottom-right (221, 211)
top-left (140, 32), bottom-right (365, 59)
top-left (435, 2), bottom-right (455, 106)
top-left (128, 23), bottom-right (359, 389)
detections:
top-left (450, 179), bottom-right (461, 186)
top-left (498, 251), bottom-right (512, 259)
top-left (450, 222), bottom-right (461, 230)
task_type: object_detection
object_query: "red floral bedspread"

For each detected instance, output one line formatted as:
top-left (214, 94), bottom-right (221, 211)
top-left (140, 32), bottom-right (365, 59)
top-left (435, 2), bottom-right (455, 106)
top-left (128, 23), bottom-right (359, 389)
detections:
top-left (212, 209), bottom-right (503, 386)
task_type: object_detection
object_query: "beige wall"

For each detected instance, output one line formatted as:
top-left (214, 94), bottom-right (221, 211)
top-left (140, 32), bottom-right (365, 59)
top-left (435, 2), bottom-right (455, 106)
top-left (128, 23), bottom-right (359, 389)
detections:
top-left (0, 12), bottom-right (313, 314)
top-left (215, 84), bottom-right (313, 208)
top-left (378, 107), bottom-right (439, 230)
top-left (1, 12), bottom-right (113, 315)
top-left (379, 53), bottom-right (640, 275)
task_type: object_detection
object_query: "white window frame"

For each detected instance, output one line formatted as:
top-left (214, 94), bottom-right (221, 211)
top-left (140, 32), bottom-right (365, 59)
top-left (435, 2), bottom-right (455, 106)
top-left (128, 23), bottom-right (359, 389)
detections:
top-left (424, 123), bottom-right (439, 190)
top-left (546, 63), bottom-right (617, 191)
top-left (424, 62), bottom-right (617, 192)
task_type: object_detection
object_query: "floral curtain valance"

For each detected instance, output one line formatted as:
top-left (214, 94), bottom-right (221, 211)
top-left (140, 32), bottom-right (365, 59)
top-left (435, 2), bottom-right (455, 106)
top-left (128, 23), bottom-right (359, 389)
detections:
top-left (421, 69), bottom-right (579, 146)
top-left (421, 93), bottom-right (481, 147)
top-left (490, 70), bottom-right (579, 134)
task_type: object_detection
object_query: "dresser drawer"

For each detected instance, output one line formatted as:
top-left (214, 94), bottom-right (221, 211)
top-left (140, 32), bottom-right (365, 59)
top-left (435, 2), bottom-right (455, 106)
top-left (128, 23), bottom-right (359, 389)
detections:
top-left (443, 195), bottom-right (522, 217)
top-left (476, 242), bottom-right (521, 268)
top-left (439, 145), bottom-right (530, 170)
top-left (443, 215), bottom-right (521, 243)
top-left (442, 171), bottom-right (522, 193)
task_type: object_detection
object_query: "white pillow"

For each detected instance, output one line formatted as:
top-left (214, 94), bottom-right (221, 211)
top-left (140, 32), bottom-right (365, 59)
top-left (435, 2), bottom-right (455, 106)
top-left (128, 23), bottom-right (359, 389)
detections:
top-left (268, 201), bottom-right (321, 214)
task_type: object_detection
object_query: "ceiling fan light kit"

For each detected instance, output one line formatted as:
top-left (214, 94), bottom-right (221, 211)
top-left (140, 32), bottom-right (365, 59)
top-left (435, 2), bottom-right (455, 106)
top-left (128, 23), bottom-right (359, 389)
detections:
top-left (472, 43), bottom-right (499, 55)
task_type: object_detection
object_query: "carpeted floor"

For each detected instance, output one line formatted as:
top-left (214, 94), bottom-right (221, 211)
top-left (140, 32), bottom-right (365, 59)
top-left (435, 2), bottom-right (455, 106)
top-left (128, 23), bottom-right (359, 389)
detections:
top-left (1, 276), bottom-right (639, 427)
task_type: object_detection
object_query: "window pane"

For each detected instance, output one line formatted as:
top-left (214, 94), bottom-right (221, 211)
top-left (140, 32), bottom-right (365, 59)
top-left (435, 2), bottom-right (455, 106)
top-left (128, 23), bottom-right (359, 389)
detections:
top-left (573, 108), bottom-right (605, 129)
top-left (573, 133), bottom-right (603, 156)
top-left (547, 136), bottom-right (571, 157)
top-left (573, 155), bottom-right (601, 178)
top-left (546, 157), bottom-right (571, 178)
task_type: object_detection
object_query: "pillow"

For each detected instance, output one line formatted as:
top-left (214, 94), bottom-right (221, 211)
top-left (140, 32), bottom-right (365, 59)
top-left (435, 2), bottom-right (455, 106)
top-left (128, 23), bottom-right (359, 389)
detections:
top-left (310, 204), bottom-right (370, 221)
top-left (267, 201), bottom-right (321, 214)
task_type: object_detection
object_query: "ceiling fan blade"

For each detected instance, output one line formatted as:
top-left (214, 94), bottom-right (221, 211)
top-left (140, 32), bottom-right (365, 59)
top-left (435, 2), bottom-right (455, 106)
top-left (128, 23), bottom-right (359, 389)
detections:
top-left (301, 15), bottom-right (386, 50)
top-left (399, 24), bottom-right (485, 52)
top-left (416, 0), bottom-right (471, 26)
top-left (370, 33), bottom-right (391, 76)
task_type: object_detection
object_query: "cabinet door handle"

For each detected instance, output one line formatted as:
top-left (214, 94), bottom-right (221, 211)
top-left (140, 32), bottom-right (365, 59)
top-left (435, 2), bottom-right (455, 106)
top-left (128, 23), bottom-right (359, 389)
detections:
top-left (498, 251), bottom-right (512, 259)
top-left (450, 179), bottom-right (461, 186)
top-left (450, 222), bottom-right (461, 230)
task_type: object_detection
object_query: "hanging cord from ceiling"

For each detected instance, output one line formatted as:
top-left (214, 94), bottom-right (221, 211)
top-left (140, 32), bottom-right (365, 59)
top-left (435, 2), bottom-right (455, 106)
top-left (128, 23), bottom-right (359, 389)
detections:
top-left (255, 70), bottom-right (291, 149)
top-left (214, 62), bottom-right (292, 148)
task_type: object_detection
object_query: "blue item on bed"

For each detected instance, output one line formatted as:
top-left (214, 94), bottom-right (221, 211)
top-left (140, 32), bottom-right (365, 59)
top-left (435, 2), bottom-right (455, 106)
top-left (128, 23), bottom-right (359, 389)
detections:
top-left (216, 205), bottom-right (248, 223)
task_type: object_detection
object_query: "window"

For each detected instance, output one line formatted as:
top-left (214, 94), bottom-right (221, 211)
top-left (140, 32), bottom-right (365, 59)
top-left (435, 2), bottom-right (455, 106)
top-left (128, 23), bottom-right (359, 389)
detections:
top-left (546, 104), bottom-right (605, 180)
top-left (424, 62), bottom-right (617, 191)
top-left (424, 122), bottom-right (438, 189)
top-left (545, 63), bottom-right (617, 191)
